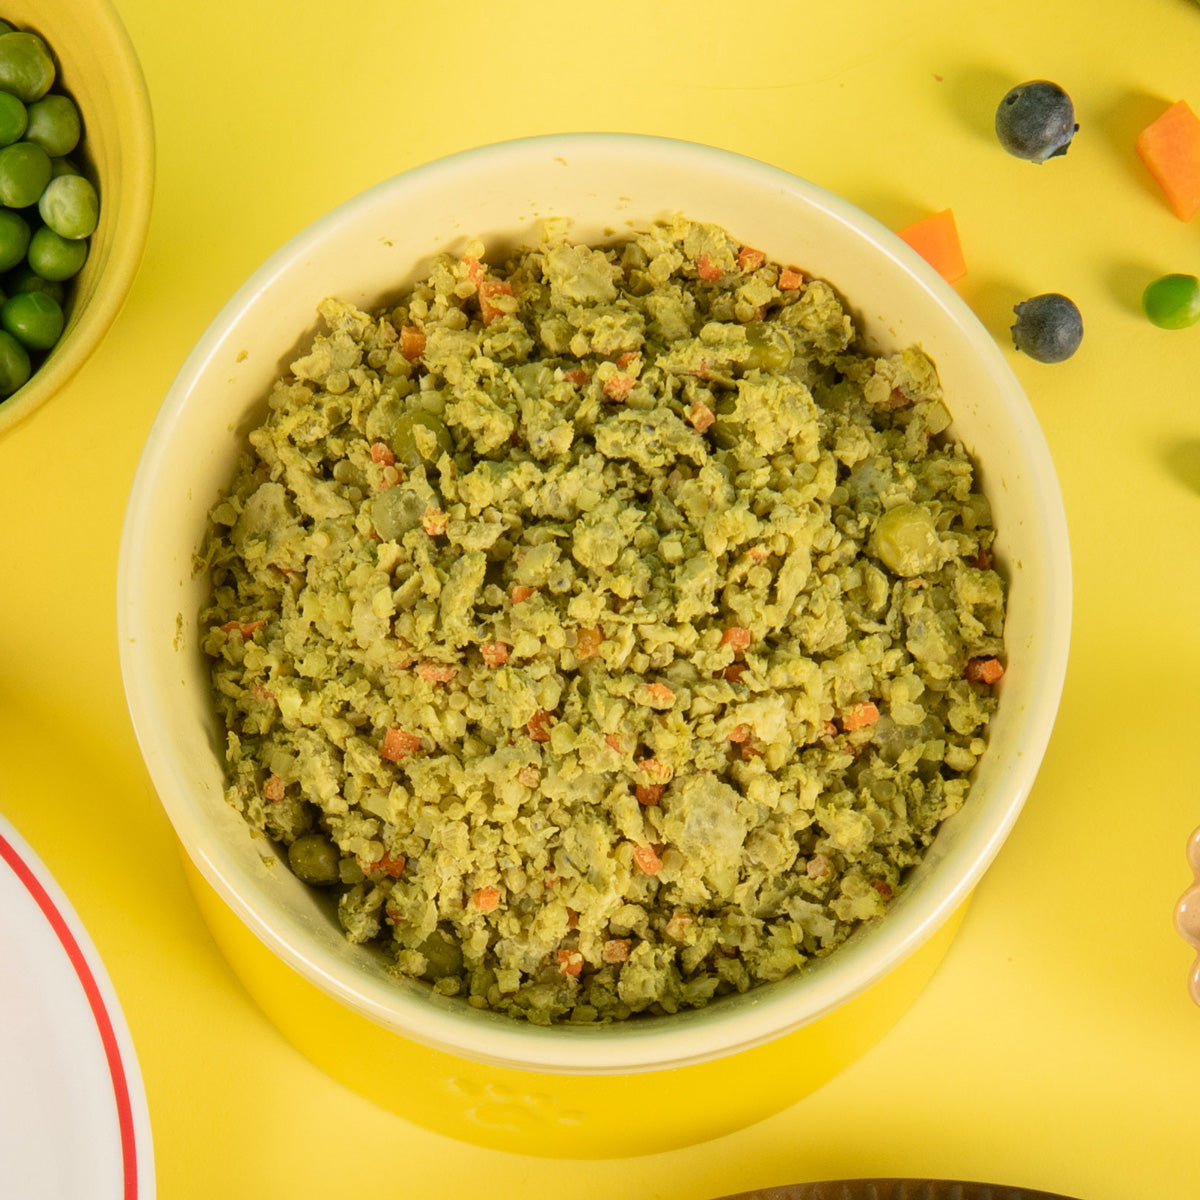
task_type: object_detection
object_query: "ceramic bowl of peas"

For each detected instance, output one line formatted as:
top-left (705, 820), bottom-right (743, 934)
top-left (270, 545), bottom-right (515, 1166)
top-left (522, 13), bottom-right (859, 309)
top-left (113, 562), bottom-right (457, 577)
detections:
top-left (0, 1), bottom-right (153, 437)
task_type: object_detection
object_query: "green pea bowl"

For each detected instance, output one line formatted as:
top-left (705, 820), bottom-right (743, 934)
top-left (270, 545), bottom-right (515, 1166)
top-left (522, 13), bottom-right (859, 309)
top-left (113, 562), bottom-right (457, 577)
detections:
top-left (0, 0), bottom-right (154, 437)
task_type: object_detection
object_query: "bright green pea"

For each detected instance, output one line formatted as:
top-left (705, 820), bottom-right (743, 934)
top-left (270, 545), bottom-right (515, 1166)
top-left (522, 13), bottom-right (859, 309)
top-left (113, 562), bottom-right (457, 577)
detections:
top-left (287, 833), bottom-right (341, 886)
top-left (0, 32), bottom-right (56, 103)
top-left (0, 326), bottom-right (30, 395)
top-left (0, 208), bottom-right (30, 271)
top-left (23, 93), bottom-right (79, 157)
top-left (1142, 273), bottom-right (1200, 330)
top-left (0, 139), bottom-right (51, 207)
top-left (3, 265), bottom-right (64, 304)
top-left (27, 224), bottom-right (87, 280)
top-left (0, 90), bottom-right (27, 145)
top-left (2, 290), bottom-right (63, 351)
top-left (38, 172), bottom-right (97, 239)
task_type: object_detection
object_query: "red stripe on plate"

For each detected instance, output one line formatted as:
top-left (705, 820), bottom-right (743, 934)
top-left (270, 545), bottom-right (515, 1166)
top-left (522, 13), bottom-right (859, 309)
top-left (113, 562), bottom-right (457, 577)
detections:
top-left (0, 831), bottom-right (140, 1200)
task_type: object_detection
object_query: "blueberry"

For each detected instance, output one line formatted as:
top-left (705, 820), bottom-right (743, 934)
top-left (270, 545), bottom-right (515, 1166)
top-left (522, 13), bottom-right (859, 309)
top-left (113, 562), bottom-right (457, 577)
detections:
top-left (1011, 293), bottom-right (1083, 362)
top-left (995, 80), bottom-right (1078, 162)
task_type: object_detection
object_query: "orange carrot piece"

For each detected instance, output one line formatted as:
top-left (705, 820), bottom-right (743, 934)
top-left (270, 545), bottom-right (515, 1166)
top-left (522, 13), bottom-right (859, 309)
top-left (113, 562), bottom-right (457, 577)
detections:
top-left (602, 373), bottom-right (635, 401)
top-left (966, 656), bottom-right (1005, 685)
top-left (842, 701), bottom-right (880, 731)
top-left (720, 626), bottom-right (753, 652)
top-left (695, 253), bottom-right (724, 281)
top-left (219, 619), bottom-right (264, 638)
top-left (421, 507), bottom-right (448, 536)
top-left (480, 641), bottom-right (509, 667)
top-left (777, 268), bottom-right (804, 290)
top-left (635, 784), bottom-right (665, 806)
top-left (262, 774), bottom-right (286, 802)
top-left (604, 733), bottom-right (623, 754)
top-left (601, 938), bottom-right (630, 964)
top-left (472, 886), bottom-right (501, 912)
top-left (399, 325), bottom-right (425, 361)
top-left (478, 278), bottom-right (514, 324)
top-left (380, 728), bottom-right (422, 762)
top-left (368, 851), bottom-right (407, 878)
top-left (510, 584), bottom-right (537, 604)
top-left (370, 441), bottom-right (395, 465)
top-left (1135, 100), bottom-right (1200, 221)
top-left (896, 209), bottom-right (966, 283)
top-left (417, 661), bottom-right (458, 683)
top-left (556, 949), bottom-right (584, 977)
top-left (632, 844), bottom-right (663, 875)
top-left (575, 626), bottom-right (603, 660)
top-left (562, 368), bottom-right (589, 386)
top-left (723, 662), bottom-right (747, 684)
top-left (687, 401), bottom-right (715, 433)
top-left (727, 723), bottom-right (752, 744)
top-left (640, 682), bottom-right (675, 706)
top-left (737, 246), bottom-right (766, 272)
top-left (527, 709), bottom-right (555, 742)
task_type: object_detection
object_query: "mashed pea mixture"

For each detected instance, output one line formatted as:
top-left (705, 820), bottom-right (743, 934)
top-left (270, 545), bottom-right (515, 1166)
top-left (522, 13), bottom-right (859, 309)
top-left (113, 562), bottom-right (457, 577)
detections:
top-left (200, 216), bottom-right (1006, 1024)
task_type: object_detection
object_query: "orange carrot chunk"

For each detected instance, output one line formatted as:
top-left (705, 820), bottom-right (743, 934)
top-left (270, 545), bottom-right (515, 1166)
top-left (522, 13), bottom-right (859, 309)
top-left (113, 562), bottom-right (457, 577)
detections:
top-left (1135, 100), bottom-right (1200, 221)
top-left (896, 208), bottom-right (967, 283)
top-left (842, 701), bottom-right (880, 732)
top-left (380, 728), bottom-right (422, 762)
top-left (399, 325), bottom-right (426, 361)
top-left (472, 886), bottom-right (502, 913)
top-left (966, 656), bottom-right (1006, 685)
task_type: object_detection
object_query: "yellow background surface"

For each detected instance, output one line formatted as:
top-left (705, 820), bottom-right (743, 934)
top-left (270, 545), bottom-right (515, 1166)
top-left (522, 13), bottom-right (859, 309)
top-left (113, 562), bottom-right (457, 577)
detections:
top-left (3, 1), bottom-right (1200, 1197)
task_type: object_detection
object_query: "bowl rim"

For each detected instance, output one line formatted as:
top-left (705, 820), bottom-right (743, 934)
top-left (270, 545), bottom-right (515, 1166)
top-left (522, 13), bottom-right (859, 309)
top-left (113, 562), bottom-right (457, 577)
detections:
top-left (0, 0), bottom-right (156, 438)
top-left (118, 132), bottom-right (1073, 1073)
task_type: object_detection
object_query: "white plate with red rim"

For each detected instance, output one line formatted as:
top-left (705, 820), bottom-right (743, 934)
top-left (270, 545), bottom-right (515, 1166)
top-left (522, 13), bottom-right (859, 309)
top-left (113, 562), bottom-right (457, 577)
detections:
top-left (0, 812), bottom-right (155, 1199)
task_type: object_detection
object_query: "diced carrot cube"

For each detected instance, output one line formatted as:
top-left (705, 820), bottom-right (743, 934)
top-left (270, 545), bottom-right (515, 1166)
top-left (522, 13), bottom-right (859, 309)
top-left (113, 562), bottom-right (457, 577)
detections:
top-left (966, 656), bottom-right (1005, 685)
top-left (778, 268), bottom-right (804, 290)
top-left (370, 441), bottom-right (395, 465)
top-left (727, 723), bottom-right (752, 744)
top-left (417, 661), bottom-right (458, 683)
top-left (478, 278), bottom-right (514, 324)
top-left (632, 844), bottom-right (663, 875)
top-left (737, 246), bottom-right (766, 272)
top-left (1135, 100), bottom-right (1200, 221)
top-left (527, 709), bottom-right (555, 742)
top-left (896, 209), bottom-right (967, 283)
top-left (480, 641), bottom-right (509, 667)
top-left (556, 949), bottom-right (584, 977)
top-left (380, 728), bottom-right (422, 762)
top-left (842, 701), bottom-right (880, 731)
top-left (687, 402), bottom-right (715, 433)
top-left (575, 626), bottom-right (603, 660)
top-left (695, 252), bottom-right (724, 281)
top-left (472, 886), bottom-right (501, 912)
top-left (603, 373), bottom-right (635, 401)
top-left (399, 325), bottom-right (425, 361)
top-left (262, 774), bottom-right (286, 802)
top-left (421, 507), bottom-right (448, 536)
top-left (511, 585), bottom-right (537, 604)
top-left (720, 626), bottom-right (752, 652)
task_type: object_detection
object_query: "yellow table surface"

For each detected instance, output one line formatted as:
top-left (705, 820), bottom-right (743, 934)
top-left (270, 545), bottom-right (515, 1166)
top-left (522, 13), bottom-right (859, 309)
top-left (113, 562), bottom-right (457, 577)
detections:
top-left (3, 1), bottom-right (1200, 1196)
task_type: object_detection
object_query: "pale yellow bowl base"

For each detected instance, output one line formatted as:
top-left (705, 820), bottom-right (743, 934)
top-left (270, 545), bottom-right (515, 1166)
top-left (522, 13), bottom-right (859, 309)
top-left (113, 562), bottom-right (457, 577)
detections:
top-left (184, 854), bottom-right (966, 1158)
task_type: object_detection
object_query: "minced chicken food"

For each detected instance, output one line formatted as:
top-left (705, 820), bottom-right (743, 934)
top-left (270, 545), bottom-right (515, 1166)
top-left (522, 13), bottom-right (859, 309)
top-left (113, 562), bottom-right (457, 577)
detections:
top-left (199, 215), bottom-right (1007, 1024)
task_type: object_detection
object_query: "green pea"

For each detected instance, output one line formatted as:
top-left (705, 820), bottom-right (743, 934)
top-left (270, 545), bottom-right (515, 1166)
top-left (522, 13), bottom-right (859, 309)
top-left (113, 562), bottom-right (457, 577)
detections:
top-left (871, 502), bottom-right (942, 577)
top-left (0, 32), bottom-right (56, 103)
top-left (27, 224), bottom-right (87, 280)
top-left (417, 927), bottom-right (465, 982)
top-left (23, 93), bottom-right (79, 157)
top-left (3, 265), bottom-right (64, 304)
top-left (0, 326), bottom-right (30, 395)
top-left (38, 172), bottom-right (97, 239)
top-left (742, 320), bottom-right (793, 373)
top-left (390, 408), bottom-right (453, 466)
top-left (1, 289), bottom-right (63, 351)
top-left (1142, 273), bottom-right (1200, 330)
top-left (0, 139), bottom-right (51, 207)
top-left (0, 90), bottom-right (27, 146)
top-left (49, 155), bottom-right (80, 178)
top-left (287, 833), bottom-right (342, 886)
top-left (0, 208), bottom-right (30, 271)
top-left (0, 21), bottom-right (14, 36)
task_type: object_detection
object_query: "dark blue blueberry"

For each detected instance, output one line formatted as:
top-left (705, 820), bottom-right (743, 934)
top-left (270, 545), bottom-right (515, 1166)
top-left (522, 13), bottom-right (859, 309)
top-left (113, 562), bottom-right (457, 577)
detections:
top-left (1011, 293), bottom-right (1083, 363)
top-left (995, 80), bottom-right (1077, 162)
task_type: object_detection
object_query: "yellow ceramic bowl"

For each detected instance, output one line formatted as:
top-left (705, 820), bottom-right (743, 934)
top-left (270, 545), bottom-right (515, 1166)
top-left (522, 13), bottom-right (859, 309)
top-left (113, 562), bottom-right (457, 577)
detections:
top-left (118, 135), bottom-right (1071, 1156)
top-left (0, 0), bottom-right (154, 437)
